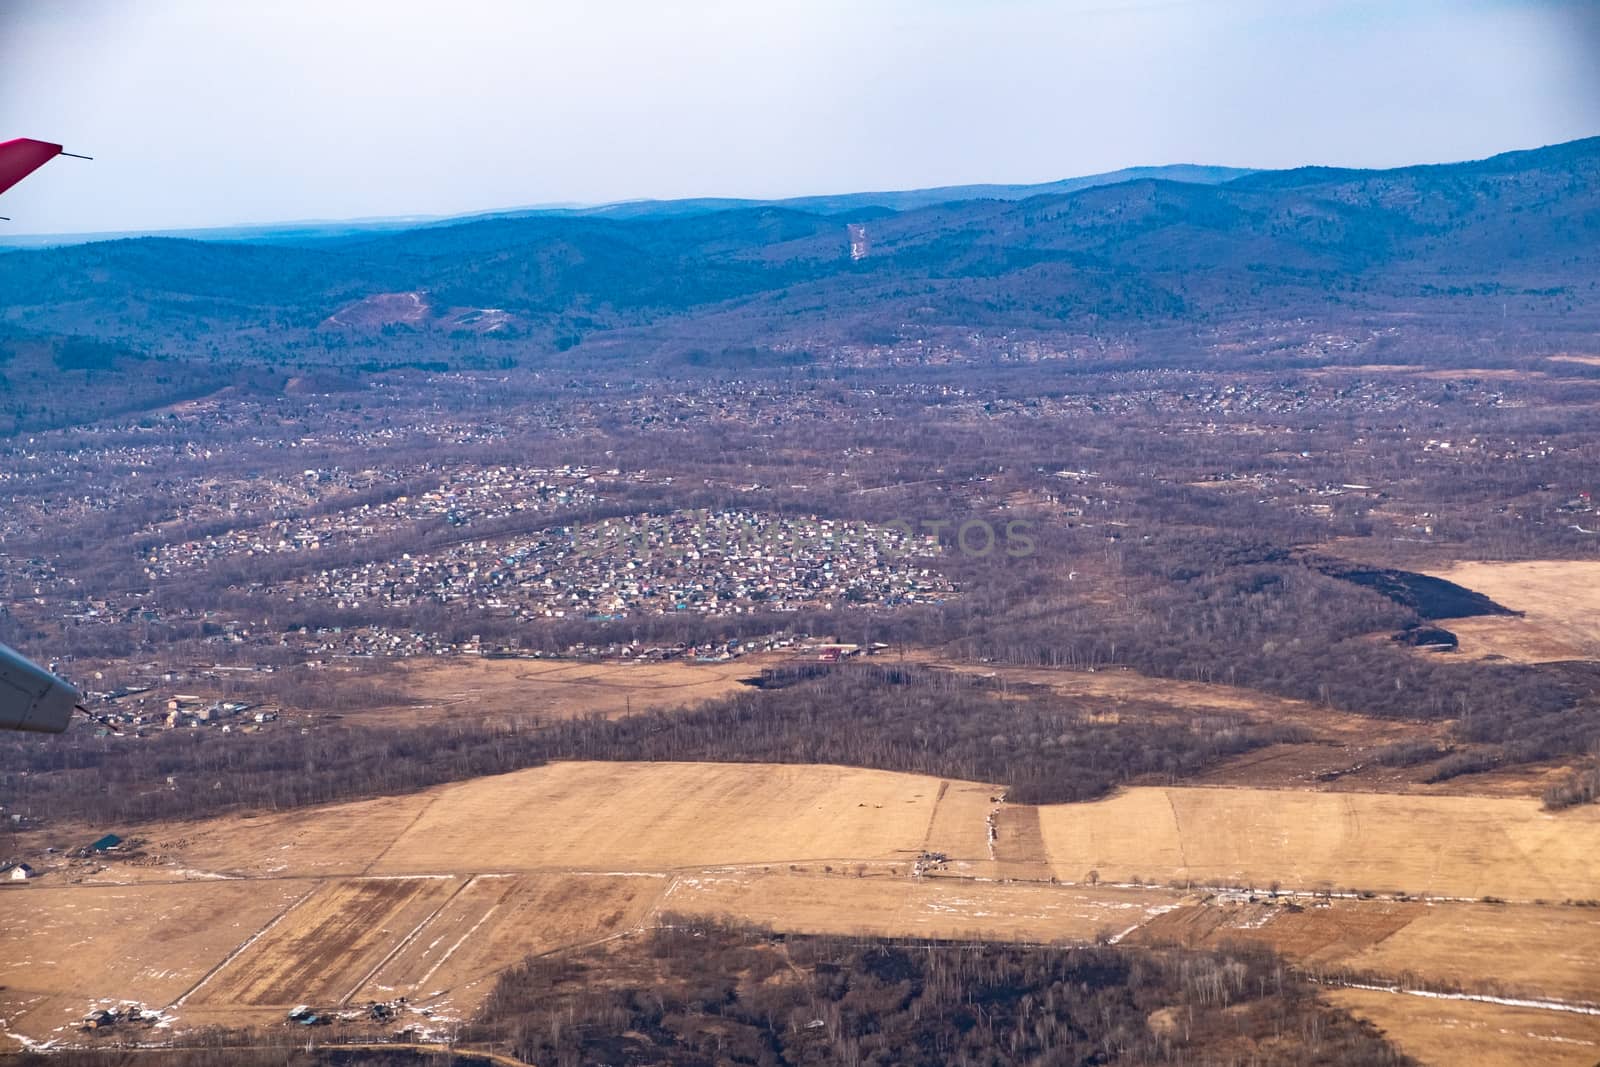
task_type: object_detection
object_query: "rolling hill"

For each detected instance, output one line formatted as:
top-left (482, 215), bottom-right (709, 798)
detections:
top-left (0, 137), bottom-right (1595, 372)
top-left (0, 163), bottom-right (1254, 248)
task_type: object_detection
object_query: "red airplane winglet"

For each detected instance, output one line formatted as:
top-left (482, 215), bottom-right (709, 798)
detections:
top-left (0, 138), bottom-right (66, 199)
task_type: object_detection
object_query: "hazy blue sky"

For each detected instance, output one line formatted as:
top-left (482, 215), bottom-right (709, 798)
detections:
top-left (1, 0), bottom-right (1597, 234)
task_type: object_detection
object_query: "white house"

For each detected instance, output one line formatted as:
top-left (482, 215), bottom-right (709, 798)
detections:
top-left (10, 863), bottom-right (35, 881)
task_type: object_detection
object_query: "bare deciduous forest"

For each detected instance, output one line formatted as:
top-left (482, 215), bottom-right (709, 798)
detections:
top-left (463, 919), bottom-right (1412, 1067)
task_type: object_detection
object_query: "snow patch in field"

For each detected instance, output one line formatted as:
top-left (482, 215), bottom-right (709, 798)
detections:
top-left (1326, 980), bottom-right (1600, 1017)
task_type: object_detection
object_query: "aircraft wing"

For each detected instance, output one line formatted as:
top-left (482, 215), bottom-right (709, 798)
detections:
top-left (0, 138), bottom-right (88, 733)
top-left (0, 642), bottom-right (80, 733)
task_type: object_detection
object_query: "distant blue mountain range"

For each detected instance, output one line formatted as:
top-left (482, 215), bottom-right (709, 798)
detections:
top-left (0, 164), bottom-right (1255, 250)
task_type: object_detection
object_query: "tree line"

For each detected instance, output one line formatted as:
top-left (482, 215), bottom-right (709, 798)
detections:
top-left (0, 664), bottom-right (1301, 829)
top-left (463, 917), bottom-right (1413, 1066)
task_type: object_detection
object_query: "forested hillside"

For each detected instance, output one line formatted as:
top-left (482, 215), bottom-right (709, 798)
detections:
top-left (1, 137), bottom-right (1596, 385)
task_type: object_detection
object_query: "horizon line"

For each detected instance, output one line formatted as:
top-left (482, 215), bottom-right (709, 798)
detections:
top-left (2, 133), bottom-right (1595, 249)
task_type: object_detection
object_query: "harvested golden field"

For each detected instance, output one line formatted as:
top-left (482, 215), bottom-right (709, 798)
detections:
top-left (0, 879), bottom-right (309, 1044)
top-left (171, 790), bottom-right (437, 878)
top-left (185, 876), bottom-right (461, 1007)
top-left (348, 872), bottom-right (663, 1005)
top-left (0, 879), bottom-right (308, 999)
top-left (153, 762), bottom-right (992, 880)
top-left (1429, 560), bottom-right (1600, 662)
top-left (0, 762), bottom-right (1000, 1049)
top-left (917, 777), bottom-right (1000, 861)
top-left (5, 763), bottom-right (1599, 1064)
top-left (1130, 893), bottom-right (1600, 1066)
top-left (1129, 895), bottom-right (1600, 999)
top-left (1036, 786), bottom-right (1600, 900)
top-left (1345, 903), bottom-right (1600, 1004)
top-left (367, 760), bottom-right (982, 874)
top-left (662, 867), bottom-right (1184, 943)
top-left (1326, 988), bottom-right (1600, 1067)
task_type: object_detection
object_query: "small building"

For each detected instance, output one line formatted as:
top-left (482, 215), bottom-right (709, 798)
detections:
top-left (89, 834), bottom-right (122, 853)
top-left (10, 863), bottom-right (35, 881)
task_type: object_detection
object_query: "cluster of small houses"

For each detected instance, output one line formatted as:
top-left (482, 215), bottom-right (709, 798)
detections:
top-left (0, 860), bottom-right (34, 882)
top-left (286, 999), bottom-right (419, 1029)
top-left (273, 508), bottom-right (951, 624)
top-left (157, 694), bottom-right (275, 730)
top-left (287, 621), bottom-right (883, 665)
top-left (142, 464), bottom-right (604, 576)
top-left (565, 635), bottom-right (882, 665)
top-left (2, 833), bottom-right (123, 883)
top-left (65, 637), bottom-right (877, 746)
top-left (83, 689), bottom-right (280, 736)
top-left (80, 1005), bottom-right (161, 1032)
